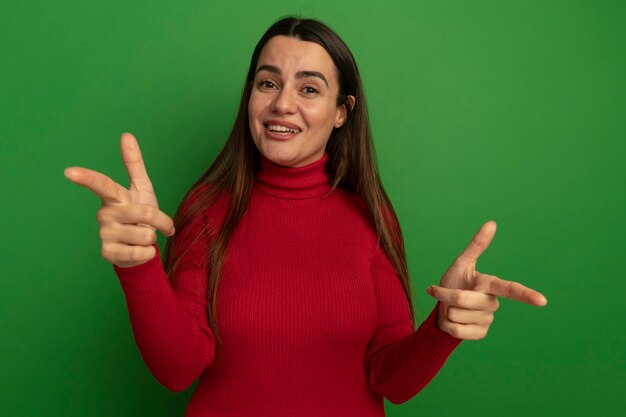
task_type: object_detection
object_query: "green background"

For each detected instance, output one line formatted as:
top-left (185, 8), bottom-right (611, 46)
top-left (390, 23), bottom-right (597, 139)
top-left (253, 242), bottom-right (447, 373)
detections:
top-left (2, 0), bottom-right (624, 416)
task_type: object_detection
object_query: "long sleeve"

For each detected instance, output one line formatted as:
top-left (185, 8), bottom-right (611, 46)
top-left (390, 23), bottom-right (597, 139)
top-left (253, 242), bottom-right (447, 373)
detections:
top-left (113, 205), bottom-right (216, 392)
top-left (364, 247), bottom-right (462, 404)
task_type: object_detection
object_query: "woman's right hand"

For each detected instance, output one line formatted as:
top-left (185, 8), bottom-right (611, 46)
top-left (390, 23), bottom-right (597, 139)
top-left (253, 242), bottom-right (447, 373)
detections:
top-left (64, 132), bottom-right (175, 268)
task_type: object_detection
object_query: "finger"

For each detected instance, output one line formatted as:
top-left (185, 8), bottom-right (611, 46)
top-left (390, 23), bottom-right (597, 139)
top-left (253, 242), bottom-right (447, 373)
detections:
top-left (439, 321), bottom-right (490, 340)
top-left (447, 306), bottom-right (494, 326)
top-left (101, 242), bottom-right (157, 268)
top-left (64, 166), bottom-right (129, 204)
top-left (120, 132), bottom-right (153, 189)
top-left (476, 273), bottom-right (548, 306)
top-left (427, 285), bottom-right (499, 312)
top-left (100, 223), bottom-right (157, 246)
top-left (98, 203), bottom-right (175, 236)
top-left (455, 220), bottom-right (497, 265)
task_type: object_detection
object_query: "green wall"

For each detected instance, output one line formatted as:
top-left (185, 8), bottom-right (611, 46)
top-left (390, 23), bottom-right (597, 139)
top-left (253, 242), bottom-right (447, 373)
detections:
top-left (2, 0), bottom-right (624, 416)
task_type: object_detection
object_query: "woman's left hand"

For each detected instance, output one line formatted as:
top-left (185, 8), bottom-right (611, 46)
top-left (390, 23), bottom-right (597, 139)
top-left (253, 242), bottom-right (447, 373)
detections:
top-left (426, 220), bottom-right (547, 340)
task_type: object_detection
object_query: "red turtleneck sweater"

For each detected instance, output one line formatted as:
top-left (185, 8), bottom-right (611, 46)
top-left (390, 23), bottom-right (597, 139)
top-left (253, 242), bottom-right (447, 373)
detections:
top-left (114, 152), bottom-right (461, 416)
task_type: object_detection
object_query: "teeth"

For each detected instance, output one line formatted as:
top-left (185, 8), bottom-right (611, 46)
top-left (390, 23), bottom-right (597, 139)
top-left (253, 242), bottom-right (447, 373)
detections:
top-left (267, 124), bottom-right (300, 133)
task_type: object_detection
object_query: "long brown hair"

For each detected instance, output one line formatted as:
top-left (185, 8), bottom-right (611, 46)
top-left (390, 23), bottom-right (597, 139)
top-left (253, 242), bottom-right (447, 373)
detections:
top-left (163, 16), bottom-right (418, 346)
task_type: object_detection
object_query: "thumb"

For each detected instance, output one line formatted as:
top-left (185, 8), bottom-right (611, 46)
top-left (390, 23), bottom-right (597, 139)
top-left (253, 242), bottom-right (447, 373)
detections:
top-left (454, 220), bottom-right (497, 265)
top-left (120, 132), bottom-right (154, 191)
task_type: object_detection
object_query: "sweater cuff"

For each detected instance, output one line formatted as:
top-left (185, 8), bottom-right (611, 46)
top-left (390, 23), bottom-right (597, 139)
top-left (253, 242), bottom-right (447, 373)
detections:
top-left (369, 302), bottom-right (462, 404)
top-left (418, 302), bottom-right (463, 350)
top-left (113, 244), bottom-right (168, 293)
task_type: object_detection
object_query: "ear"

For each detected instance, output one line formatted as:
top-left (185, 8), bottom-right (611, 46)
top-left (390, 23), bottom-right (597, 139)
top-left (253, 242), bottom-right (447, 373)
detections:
top-left (334, 95), bottom-right (356, 128)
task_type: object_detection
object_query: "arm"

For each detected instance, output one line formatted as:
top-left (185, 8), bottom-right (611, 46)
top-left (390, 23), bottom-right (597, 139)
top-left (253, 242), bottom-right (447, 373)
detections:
top-left (65, 133), bottom-right (217, 392)
top-left (364, 247), bottom-right (462, 404)
top-left (113, 207), bottom-right (216, 392)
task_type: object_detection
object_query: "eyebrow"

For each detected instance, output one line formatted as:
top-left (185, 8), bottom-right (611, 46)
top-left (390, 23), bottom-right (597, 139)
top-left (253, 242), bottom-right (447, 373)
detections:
top-left (255, 64), bottom-right (329, 87)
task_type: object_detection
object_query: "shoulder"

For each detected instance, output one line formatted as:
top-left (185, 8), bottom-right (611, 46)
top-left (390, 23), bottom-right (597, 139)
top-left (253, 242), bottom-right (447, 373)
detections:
top-left (333, 187), bottom-right (376, 229)
top-left (178, 183), bottom-right (231, 238)
top-left (332, 186), bottom-right (366, 210)
top-left (329, 187), bottom-right (381, 256)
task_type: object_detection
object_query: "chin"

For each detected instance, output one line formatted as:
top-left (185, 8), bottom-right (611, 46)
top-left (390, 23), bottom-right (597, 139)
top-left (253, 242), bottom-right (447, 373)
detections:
top-left (257, 142), bottom-right (299, 166)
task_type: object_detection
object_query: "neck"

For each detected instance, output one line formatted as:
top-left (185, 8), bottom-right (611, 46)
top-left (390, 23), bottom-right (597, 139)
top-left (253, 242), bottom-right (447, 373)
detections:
top-left (255, 152), bottom-right (332, 199)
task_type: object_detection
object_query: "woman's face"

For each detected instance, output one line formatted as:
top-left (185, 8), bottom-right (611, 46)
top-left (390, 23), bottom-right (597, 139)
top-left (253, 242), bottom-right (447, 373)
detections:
top-left (248, 35), bottom-right (349, 168)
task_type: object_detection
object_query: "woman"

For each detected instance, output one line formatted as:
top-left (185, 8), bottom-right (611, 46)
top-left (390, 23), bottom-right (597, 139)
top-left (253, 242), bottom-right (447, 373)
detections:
top-left (64, 16), bottom-right (547, 417)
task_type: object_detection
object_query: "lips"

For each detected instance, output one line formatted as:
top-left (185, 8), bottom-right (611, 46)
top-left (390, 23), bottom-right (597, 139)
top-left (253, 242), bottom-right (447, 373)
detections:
top-left (263, 119), bottom-right (302, 140)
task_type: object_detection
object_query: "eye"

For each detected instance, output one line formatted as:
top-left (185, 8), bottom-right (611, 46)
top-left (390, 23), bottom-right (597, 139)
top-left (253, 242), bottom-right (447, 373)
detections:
top-left (258, 80), bottom-right (278, 90)
top-left (302, 85), bottom-right (320, 95)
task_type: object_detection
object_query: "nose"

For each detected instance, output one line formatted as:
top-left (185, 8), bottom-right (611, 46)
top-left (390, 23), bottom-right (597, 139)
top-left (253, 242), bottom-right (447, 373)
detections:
top-left (270, 87), bottom-right (297, 115)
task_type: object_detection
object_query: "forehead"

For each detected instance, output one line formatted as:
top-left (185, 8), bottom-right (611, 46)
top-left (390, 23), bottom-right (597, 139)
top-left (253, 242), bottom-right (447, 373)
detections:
top-left (256, 36), bottom-right (338, 85)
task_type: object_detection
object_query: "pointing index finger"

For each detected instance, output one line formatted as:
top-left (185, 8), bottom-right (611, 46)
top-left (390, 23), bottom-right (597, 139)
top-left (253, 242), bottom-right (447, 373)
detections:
top-left (477, 273), bottom-right (548, 306)
top-left (64, 166), bottom-right (128, 204)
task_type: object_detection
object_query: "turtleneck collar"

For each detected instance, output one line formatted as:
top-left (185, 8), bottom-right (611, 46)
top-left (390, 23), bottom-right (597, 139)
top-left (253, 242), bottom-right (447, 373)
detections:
top-left (255, 151), bottom-right (332, 199)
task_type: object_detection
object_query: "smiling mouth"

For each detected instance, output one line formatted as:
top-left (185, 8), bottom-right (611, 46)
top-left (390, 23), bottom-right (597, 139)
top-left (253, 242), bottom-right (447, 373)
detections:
top-left (264, 123), bottom-right (302, 134)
